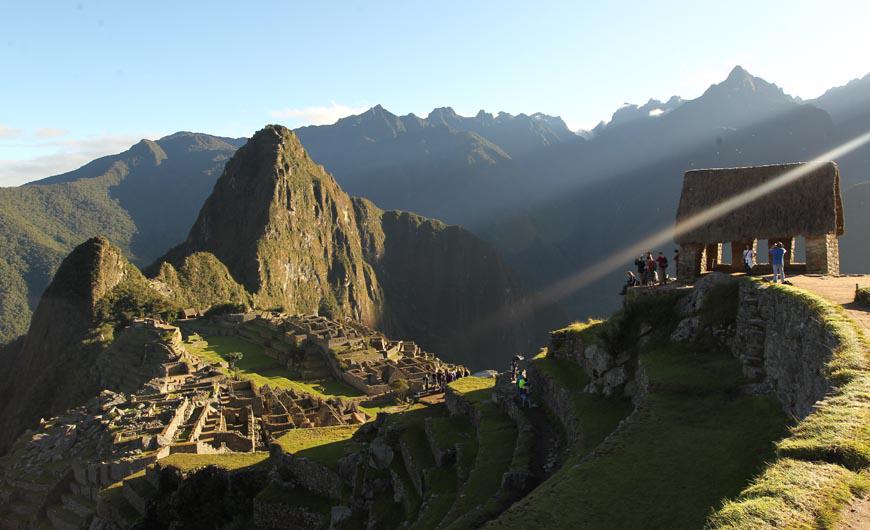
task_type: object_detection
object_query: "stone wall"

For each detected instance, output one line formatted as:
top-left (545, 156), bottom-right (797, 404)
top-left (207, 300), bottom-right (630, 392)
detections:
top-left (731, 280), bottom-right (838, 419)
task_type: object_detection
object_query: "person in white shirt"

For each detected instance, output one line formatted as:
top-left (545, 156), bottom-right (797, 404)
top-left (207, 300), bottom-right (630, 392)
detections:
top-left (742, 246), bottom-right (755, 275)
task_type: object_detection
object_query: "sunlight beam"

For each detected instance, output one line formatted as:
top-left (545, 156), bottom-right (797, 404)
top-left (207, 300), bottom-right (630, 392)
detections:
top-left (474, 129), bottom-right (870, 337)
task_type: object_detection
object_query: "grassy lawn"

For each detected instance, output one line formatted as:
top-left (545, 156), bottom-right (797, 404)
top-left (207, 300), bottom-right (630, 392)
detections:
top-left (158, 452), bottom-right (270, 473)
top-left (491, 344), bottom-right (790, 530)
top-left (274, 425), bottom-right (361, 469)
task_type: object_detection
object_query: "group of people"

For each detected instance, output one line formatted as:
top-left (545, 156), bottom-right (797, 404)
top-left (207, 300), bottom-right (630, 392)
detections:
top-left (741, 242), bottom-right (790, 284)
top-left (622, 249), bottom-right (678, 294)
top-left (422, 367), bottom-right (470, 392)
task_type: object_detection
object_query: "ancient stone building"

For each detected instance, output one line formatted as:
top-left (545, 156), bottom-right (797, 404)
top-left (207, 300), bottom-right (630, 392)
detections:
top-left (675, 162), bottom-right (844, 282)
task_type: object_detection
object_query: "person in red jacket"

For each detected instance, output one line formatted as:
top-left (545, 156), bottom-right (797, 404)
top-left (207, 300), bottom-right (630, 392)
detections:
top-left (656, 252), bottom-right (669, 284)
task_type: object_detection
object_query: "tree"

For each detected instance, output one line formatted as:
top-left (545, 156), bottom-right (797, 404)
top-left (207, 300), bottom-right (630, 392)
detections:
top-left (390, 378), bottom-right (411, 402)
top-left (226, 351), bottom-right (244, 370)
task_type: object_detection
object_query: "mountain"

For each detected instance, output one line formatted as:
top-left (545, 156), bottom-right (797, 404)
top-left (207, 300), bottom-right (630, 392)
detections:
top-left (294, 66), bottom-right (870, 323)
top-left (0, 132), bottom-right (243, 343)
top-left (840, 181), bottom-right (870, 272)
top-left (152, 125), bottom-right (553, 368)
top-left (810, 72), bottom-right (870, 124)
top-left (0, 236), bottom-right (167, 452)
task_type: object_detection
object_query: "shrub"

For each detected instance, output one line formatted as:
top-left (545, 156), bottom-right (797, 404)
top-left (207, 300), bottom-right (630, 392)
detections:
top-left (226, 351), bottom-right (244, 369)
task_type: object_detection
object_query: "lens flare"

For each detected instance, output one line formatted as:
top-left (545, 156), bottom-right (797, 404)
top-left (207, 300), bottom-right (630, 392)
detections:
top-left (472, 129), bottom-right (870, 338)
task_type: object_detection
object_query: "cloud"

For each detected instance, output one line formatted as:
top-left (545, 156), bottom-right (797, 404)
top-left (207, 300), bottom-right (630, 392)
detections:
top-left (0, 125), bottom-right (24, 139)
top-left (269, 101), bottom-right (367, 126)
top-left (0, 133), bottom-right (154, 187)
top-left (35, 127), bottom-right (69, 138)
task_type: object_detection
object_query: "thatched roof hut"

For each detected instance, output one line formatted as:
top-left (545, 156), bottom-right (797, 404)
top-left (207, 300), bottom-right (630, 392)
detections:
top-left (675, 162), bottom-right (843, 244)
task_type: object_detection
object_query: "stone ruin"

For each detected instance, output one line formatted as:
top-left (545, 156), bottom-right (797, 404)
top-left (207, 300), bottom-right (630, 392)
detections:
top-left (188, 311), bottom-right (468, 397)
top-left (0, 317), bottom-right (365, 530)
top-left (675, 162), bottom-right (844, 282)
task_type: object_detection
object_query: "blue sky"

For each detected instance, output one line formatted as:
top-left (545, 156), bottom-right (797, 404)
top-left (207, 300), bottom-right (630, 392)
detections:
top-left (1, 0), bottom-right (869, 185)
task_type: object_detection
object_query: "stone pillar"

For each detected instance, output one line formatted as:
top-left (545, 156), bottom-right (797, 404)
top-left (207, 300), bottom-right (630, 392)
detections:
top-left (730, 240), bottom-right (757, 273)
top-left (806, 233), bottom-right (840, 275)
top-left (677, 243), bottom-right (704, 283)
top-left (702, 243), bottom-right (722, 273)
top-left (768, 237), bottom-right (795, 266)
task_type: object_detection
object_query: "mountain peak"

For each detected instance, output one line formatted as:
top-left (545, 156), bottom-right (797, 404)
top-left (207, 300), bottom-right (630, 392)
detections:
top-left (726, 65), bottom-right (751, 81)
top-left (129, 138), bottom-right (167, 165)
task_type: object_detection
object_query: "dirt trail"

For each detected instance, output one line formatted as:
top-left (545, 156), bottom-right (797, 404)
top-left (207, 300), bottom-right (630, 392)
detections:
top-left (784, 275), bottom-right (870, 530)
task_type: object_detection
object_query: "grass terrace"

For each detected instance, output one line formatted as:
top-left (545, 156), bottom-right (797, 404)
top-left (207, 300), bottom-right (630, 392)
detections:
top-left (274, 425), bottom-right (361, 470)
top-left (492, 343), bottom-right (789, 530)
top-left (439, 377), bottom-right (518, 529)
top-left (706, 279), bottom-right (870, 528)
top-left (157, 452), bottom-right (270, 473)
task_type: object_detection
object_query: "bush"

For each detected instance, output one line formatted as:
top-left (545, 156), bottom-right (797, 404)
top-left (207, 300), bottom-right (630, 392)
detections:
top-left (856, 287), bottom-right (870, 308)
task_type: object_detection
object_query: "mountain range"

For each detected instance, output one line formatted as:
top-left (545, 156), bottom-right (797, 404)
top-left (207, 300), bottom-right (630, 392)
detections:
top-left (1, 65), bottom-right (869, 349)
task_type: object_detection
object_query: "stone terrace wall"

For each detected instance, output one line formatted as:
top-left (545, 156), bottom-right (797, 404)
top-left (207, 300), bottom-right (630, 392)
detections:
top-left (732, 280), bottom-right (839, 419)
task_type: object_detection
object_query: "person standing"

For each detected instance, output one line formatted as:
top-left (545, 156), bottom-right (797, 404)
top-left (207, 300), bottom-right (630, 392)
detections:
top-left (646, 252), bottom-right (658, 284)
top-left (656, 252), bottom-right (669, 284)
top-left (635, 255), bottom-right (647, 285)
top-left (769, 242), bottom-right (788, 284)
top-left (742, 246), bottom-right (755, 275)
top-left (673, 249), bottom-right (680, 279)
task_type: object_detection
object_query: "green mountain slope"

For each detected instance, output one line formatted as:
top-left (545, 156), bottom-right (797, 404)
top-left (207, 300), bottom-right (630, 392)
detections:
top-left (0, 133), bottom-right (242, 343)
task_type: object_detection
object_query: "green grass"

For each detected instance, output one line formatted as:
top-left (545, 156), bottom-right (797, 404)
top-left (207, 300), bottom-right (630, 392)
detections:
top-left (707, 459), bottom-right (869, 529)
top-left (777, 374), bottom-right (870, 470)
top-left (255, 482), bottom-right (333, 512)
top-left (427, 415), bottom-right (474, 456)
top-left (491, 344), bottom-right (790, 530)
top-left (274, 425), bottom-right (360, 469)
top-left (698, 281), bottom-right (740, 329)
top-left (440, 395), bottom-right (518, 529)
top-left (447, 377), bottom-right (495, 404)
top-left (531, 355), bottom-right (633, 455)
top-left (158, 452), bottom-right (269, 473)
top-left (552, 319), bottom-right (605, 342)
top-left (856, 287), bottom-right (870, 308)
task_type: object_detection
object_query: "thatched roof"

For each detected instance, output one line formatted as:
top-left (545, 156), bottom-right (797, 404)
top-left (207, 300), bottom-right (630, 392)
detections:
top-left (675, 162), bottom-right (844, 244)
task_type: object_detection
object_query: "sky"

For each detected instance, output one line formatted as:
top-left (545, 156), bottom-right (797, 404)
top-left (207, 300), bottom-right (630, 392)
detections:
top-left (1, 0), bottom-right (869, 186)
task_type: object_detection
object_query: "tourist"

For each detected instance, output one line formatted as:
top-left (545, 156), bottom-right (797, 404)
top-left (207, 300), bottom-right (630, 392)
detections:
top-left (769, 242), bottom-right (788, 284)
top-left (518, 370), bottom-right (530, 408)
top-left (635, 255), bottom-right (647, 284)
top-left (620, 270), bottom-right (640, 295)
top-left (656, 252), bottom-right (669, 284)
top-left (517, 371), bottom-right (527, 407)
top-left (742, 245), bottom-right (755, 275)
top-left (423, 373), bottom-right (430, 391)
top-left (673, 248), bottom-right (680, 278)
top-left (646, 252), bottom-right (658, 284)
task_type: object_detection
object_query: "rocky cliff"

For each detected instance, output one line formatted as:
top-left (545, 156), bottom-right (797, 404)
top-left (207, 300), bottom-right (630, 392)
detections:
top-left (154, 125), bottom-right (549, 368)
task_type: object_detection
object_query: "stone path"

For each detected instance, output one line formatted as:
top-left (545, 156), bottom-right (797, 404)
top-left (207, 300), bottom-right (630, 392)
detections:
top-left (784, 275), bottom-right (870, 530)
